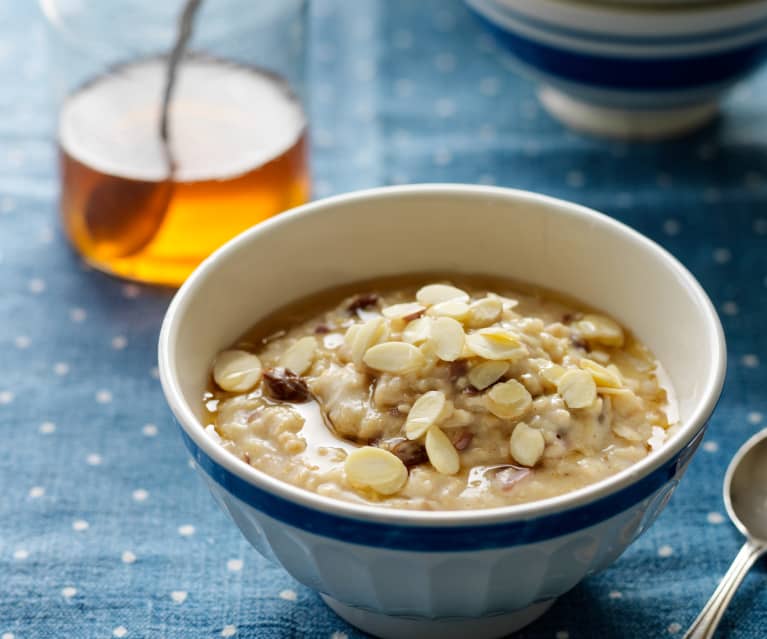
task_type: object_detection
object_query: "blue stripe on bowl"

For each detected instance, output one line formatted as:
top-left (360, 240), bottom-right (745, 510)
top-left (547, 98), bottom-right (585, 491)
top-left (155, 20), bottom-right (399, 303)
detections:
top-left (474, 0), bottom-right (767, 48)
top-left (179, 425), bottom-right (702, 552)
top-left (473, 11), bottom-right (767, 91)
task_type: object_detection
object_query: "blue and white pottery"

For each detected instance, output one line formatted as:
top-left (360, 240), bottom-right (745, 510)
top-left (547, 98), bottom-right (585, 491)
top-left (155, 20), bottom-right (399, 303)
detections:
top-left (467, 0), bottom-right (767, 138)
top-left (159, 185), bottom-right (726, 638)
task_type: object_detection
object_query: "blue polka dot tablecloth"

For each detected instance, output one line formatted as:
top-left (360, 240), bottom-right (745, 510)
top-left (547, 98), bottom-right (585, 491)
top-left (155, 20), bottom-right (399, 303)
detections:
top-left (2, 0), bottom-right (766, 637)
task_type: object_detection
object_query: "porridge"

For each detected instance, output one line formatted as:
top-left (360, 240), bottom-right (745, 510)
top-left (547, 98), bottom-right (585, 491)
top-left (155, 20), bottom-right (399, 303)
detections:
top-left (203, 276), bottom-right (676, 510)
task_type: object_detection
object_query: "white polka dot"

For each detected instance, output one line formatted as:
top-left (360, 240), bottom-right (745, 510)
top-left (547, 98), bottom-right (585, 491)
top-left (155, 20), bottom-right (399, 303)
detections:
top-left (566, 170), bottom-right (585, 188)
top-left (2, 633), bottom-right (15, 639)
top-left (393, 29), bottom-right (412, 50)
top-left (668, 622), bottom-right (682, 634)
top-left (178, 524), bottom-right (195, 537)
top-left (657, 173), bottom-right (673, 188)
top-left (221, 626), bottom-right (237, 638)
top-left (697, 143), bottom-right (716, 160)
top-left (555, 632), bottom-right (570, 639)
top-left (150, 367), bottom-right (160, 379)
top-left (609, 590), bottom-right (623, 599)
top-left (394, 78), bottom-right (413, 98)
top-left (330, 633), bottom-right (348, 639)
top-left (96, 390), bottom-right (112, 404)
top-left (754, 218), bottom-right (767, 235)
top-left (227, 559), bottom-right (243, 572)
top-left (615, 192), bottom-right (634, 209)
top-left (748, 411), bottom-right (763, 424)
top-left (39, 421), bottom-right (56, 434)
top-left (435, 98), bottom-right (456, 118)
top-left (70, 307), bottom-right (87, 322)
top-left (434, 53), bottom-right (456, 73)
top-left (479, 76), bottom-right (500, 96)
top-left (113, 626), bottom-right (128, 637)
top-left (132, 489), bottom-right (149, 502)
top-left (279, 589), bottom-right (297, 601)
top-left (721, 301), bottom-right (738, 316)
top-left (171, 591), bottom-right (188, 604)
top-left (73, 519), bottom-right (89, 532)
top-left (61, 586), bottom-right (77, 598)
top-left (142, 423), bottom-right (158, 437)
top-left (14, 335), bottom-right (30, 349)
top-left (0, 391), bottom-right (13, 405)
top-left (53, 362), bottom-right (70, 376)
top-left (433, 148), bottom-right (452, 167)
top-left (742, 354), bottom-right (760, 368)
top-left (121, 284), bottom-right (141, 299)
top-left (111, 335), bottom-right (128, 350)
top-left (658, 545), bottom-right (673, 557)
top-left (121, 550), bottom-right (136, 564)
top-left (479, 124), bottom-right (496, 142)
top-left (86, 453), bottom-right (102, 466)
top-left (663, 219), bottom-right (681, 236)
top-left (28, 278), bottom-right (45, 294)
top-left (478, 174), bottom-right (496, 186)
top-left (29, 486), bottom-right (44, 498)
top-left (13, 548), bottom-right (29, 560)
top-left (703, 441), bottom-right (719, 453)
top-left (713, 248), bottom-right (732, 264)
top-left (0, 196), bottom-right (15, 213)
top-left (703, 187), bottom-right (721, 204)
top-left (707, 512), bottom-right (725, 524)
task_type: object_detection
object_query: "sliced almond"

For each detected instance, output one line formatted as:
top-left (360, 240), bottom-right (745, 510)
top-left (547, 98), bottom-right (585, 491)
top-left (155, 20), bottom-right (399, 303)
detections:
top-left (350, 317), bottom-right (388, 366)
top-left (557, 369), bottom-right (597, 409)
top-left (579, 358), bottom-right (622, 388)
top-left (279, 336), bottom-right (317, 375)
top-left (363, 341), bottom-right (425, 374)
top-left (467, 360), bottom-right (508, 390)
top-left (612, 423), bottom-right (643, 442)
top-left (427, 300), bottom-right (470, 321)
top-left (416, 283), bottom-right (469, 306)
top-left (484, 379), bottom-right (532, 419)
top-left (509, 422), bottom-right (545, 467)
top-left (344, 446), bottom-right (408, 495)
top-left (429, 317), bottom-right (465, 362)
top-left (465, 328), bottom-right (525, 361)
top-left (213, 350), bottom-right (263, 392)
top-left (465, 296), bottom-right (503, 328)
top-left (405, 390), bottom-right (449, 440)
top-left (488, 293), bottom-right (519, 310)
top-left (540, 363), bottom-right (566, 386)
top-left (382, 302), bottom-right (426, 320)
top-left (575, 314), bottom-right (624, 348)
top-left (402, 317), bottom-right (432, 345)
top-left (425, 426), bottom-right (460, 475)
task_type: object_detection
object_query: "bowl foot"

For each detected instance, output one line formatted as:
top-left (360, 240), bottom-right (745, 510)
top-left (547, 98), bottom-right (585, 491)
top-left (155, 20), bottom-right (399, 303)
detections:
top-left (538, 86), bottom-right (718, 140)
top-left (321, 594), bottom-right (556, 639)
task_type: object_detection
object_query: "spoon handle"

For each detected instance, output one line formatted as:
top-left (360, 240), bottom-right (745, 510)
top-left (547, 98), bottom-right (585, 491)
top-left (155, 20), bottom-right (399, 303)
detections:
top-left (683, 540), bottom-right (766, 639)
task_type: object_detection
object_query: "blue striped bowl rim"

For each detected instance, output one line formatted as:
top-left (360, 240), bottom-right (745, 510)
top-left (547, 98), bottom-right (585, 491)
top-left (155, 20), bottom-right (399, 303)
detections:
top-left (180, 425), bottom-right (702, 552)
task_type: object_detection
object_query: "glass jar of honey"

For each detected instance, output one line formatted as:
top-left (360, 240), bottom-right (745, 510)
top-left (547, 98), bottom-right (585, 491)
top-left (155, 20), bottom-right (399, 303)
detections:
top-left (41, 0), bottom-right (310, 286)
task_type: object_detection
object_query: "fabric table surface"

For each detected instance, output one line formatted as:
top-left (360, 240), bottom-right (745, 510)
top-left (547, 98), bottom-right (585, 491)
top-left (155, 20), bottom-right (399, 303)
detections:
top-left (2, 0), bottom-right (766, 637)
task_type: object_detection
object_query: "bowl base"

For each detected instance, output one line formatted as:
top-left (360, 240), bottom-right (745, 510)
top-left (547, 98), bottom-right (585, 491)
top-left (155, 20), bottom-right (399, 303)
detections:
top-left (539, 86), bottom-right (718, 140)
top-left (321, 594), bottom-right (556, 639)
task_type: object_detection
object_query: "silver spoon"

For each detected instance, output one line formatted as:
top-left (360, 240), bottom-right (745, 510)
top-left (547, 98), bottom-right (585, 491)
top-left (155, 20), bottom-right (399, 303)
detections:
top-left (684, 427), bottom-right (767, 639)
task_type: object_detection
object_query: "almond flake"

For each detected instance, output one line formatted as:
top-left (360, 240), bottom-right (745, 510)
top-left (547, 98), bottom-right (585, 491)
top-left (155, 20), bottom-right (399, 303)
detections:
top-left (405, 390), bottom-right (449, 439)
top-left (557, 369), bottom-right (597, 409)
top-left (509, 422), bottom-right (545, 466)
top-left (363, 341), bottom-right (425, 374)
top-left (579, 358), bottom-right (622, 388)
top-left (382, 302), bottom-right (426, 320)
top-left (425, 426), bottom-right (460, 475)
top-left (575, 314), bottom-right (624, 347)
top-left (465, 328), bottom-right (525, 361)
top-left (467, 360), bottom-right (508, 390)
top-left (349, 318), bottom-right (388, 366)
top-left (279, 337), bottom-right (317, 375)
top-left (466, 297), bottom-right (503, 328)
top-left (429, 317), bottom-right (465, 361)
top-left (416, 284), bottom-right (469, 306)
top-left (427, 300), bottom-right (470, 321)
top-left (213, 350), bottom-right (263, 392)
top-left (402, 317), bottom-right (432, 344)
top-left (344, 447), bottom-right (408, 495)
top-left (484, 379), bottom-right (532, 419)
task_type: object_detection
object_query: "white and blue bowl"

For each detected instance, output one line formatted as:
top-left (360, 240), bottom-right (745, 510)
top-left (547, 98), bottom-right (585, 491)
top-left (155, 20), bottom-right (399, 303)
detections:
top-left (158, 185), bottom-right (726, 639)
top-left (467, 0), bottom-right (767, 138)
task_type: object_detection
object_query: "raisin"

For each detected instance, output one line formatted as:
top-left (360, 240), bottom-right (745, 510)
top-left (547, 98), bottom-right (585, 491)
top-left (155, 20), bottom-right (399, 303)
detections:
top-left (347, 293), bottom-right (379, 313)
top-left (389, 440), bottom-right (428, 467)
top-left (450, 430), bottom-right (474, 451)
top-left (448, 359), bottom-right (468, 381)
top-left (561, 312), bottom-right (582, 324)
top-left (263, 367), bottom-right (311, 403)
top-left (314, 324), bottom-right (331, 334)
top-left (241, 452), bottom-right (251, 465)
top-left (571, 336), bottom-right (590, 351)
top-left (402, 308), bottom-right (425, 321)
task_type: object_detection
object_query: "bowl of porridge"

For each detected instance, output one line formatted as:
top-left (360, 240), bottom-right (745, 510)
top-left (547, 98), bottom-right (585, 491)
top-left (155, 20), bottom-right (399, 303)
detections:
top-left (159, 185), bottom-right (725, 639)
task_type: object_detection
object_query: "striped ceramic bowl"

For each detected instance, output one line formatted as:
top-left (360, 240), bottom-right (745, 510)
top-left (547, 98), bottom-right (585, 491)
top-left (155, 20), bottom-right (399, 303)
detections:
top-left (159, 185), bottom-right (726, 639)
top-left (467, 0), bottom-right (767, 138)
